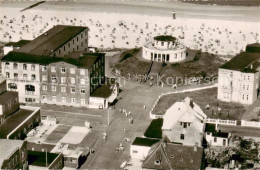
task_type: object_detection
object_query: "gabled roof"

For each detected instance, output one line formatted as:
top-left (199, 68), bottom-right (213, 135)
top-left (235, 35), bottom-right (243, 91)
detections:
top-left (2, 51), bottom-right (104, 69)
top-left (219, 52), bottom-right (260, 73)
top-left (162, 97), bottom-right (206, 133)
top-left (17, 25), bottom-right (88, 56)
top-left (142, 138), bottom-right (203, 170)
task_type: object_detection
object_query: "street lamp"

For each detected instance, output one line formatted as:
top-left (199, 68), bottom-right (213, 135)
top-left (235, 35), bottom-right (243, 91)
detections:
top-left (108, 107), bottom-right (112, 126)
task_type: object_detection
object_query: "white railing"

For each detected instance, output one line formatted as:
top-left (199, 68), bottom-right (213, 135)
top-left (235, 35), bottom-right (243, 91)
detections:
top-left (241, 120), bottom-right (260, 128)
top-left (205, 118), bottom-right (237, 126)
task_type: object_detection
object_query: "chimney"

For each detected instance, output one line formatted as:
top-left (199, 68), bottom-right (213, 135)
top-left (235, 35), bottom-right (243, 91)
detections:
top-left (190, 97), bottom-right (194, 108)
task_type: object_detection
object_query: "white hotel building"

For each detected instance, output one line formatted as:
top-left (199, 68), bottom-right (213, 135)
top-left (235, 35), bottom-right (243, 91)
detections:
top-left (218, 43), bottom-right (260, 105)
top-left (142, 35), bottom-right (186, 63)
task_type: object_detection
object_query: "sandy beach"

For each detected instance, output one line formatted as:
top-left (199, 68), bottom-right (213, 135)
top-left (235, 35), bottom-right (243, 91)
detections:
top-left (0, 1), bottom-right (259, 55)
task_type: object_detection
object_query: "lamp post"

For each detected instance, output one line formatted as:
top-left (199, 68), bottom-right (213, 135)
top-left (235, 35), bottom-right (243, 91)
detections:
top-left (108, 107), bottom-right (110, 126)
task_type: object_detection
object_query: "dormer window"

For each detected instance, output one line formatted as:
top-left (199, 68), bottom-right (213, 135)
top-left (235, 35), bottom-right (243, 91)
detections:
top-left (154, 160), bottom-right (161, 165)
top-left (23, 64), bottom-right (27, 70)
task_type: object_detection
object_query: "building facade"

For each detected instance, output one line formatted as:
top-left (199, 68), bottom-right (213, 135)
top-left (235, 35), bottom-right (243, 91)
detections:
top-left (161, 97), bottom-right (207, 147)
top-left (0, 139), bottom-right (28, 170)
top-left (2, 61), bottom-right (41, 103)
top-left (218, 43), bottom-right (260, 105)
top-left (142, 35), bottom-right (186, 63)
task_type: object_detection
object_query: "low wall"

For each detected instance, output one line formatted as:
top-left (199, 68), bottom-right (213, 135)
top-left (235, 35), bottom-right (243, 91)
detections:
top-left (241, 120), bottom-right (260, 128)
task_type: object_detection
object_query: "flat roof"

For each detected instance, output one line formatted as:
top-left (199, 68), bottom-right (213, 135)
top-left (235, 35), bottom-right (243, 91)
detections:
top-left (220, 52), bottom-right (260, 73)
top-left (0, 109), bottom-right (34, 138)
top-left (28, 150), bottom-right (59, 167)
top-left (132, 137), bottom-right (160, 147)
top-left (2, 51), bottom-right (105, 69)
top-left (0, 91), bottom-right (18, 105)
top-left (144, 118), bottom-right (163, 139)
top-left (0, 139), bottom-right (25, 167)
top-left (18, 25), bottom-right (88, 56)
top-left (90, 79), bottom-right (116, 98)
top-left (5, 40), bottom-right (31, 47)
top-left (154, 35), bottom-right (176, 42)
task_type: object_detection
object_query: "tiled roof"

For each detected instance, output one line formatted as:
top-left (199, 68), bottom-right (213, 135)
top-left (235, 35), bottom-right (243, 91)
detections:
top-left (220, 52), bottom-right (260, 73)
top-left (142, 138), bottom-right (204, 170)
top-left (2, 51), bottom-right (105, 69)
top-left (0, 139), bottom-right (25, 167)
top-left (162, 97), bottom-right (207, 133)
top-left (17, 25), bottom-right (88, 56)
top-left (0, 91), bottom-right (18, 105)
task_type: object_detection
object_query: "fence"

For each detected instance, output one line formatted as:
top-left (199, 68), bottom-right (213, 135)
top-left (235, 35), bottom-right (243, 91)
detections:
top-left (241, 120), bottom-right (260, 128)
top-left (205, 118), bottom-right (237, 126)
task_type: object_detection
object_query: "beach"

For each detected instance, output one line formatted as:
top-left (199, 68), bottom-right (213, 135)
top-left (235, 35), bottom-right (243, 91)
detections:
top-left (0, 0), bottom-right (259, 55)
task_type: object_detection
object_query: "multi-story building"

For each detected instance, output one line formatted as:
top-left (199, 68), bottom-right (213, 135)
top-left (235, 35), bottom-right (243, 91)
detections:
top-left (1, 25), bottom-right (89, 104)
top-left (161, 97), bottom-right (207, 147)
top-left (0, 139), bottom-right (28, 169)
top-left (218, 43), bottom-right (260, 105)
top-left (0, 75), bottom-right (19, 124)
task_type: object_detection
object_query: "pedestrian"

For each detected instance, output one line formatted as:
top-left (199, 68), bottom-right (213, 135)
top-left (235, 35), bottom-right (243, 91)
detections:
top-left (125, 111), bottom-right (128, 117)
top-left (130, 117), bottom-right (133, 124)
top-left (128, 118), bottom-right (131, 124)
top-left (128, 111), bottom-right (131, 116)
top-left (119, 109), bottom-right (122, 113)
top-left (144, 105), bottom-right (146, 109)
top-left (124, 128), bottom-right (126, 133)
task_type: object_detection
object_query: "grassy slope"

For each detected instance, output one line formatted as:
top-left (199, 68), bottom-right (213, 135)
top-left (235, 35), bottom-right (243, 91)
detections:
top-left (152, 87), bottom-right (246, 120)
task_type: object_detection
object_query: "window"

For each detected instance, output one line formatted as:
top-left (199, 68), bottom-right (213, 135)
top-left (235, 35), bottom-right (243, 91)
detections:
top-left (247, 85), bottom-right (249, 90)
top-left (23, 64), bottom-right (27, 70)
top-left (154, 160), bottom-right (161, 165)
top-left (13, 63), bottom-right (18, 69)
top-left (31, 74), bottom-right (36, 80)
top-left (31, 64), bottom-right (35, 71)
top-left (42, 95), bottom-right (47, 100)
top-left (71, 87), bottom-right (76, 93)
top-left (80, 69), bottom-right (85, 75)
top-left (42, 66), bottom-right (47, 71)
top-left (81, 99), bottom-right (85, 105)
top-left (248, 76), bottom-right (250, 80)
top-left (52, 96), bottom-right (56, 102)
top-left (51, 85), bottom-right (56, 91)
top-left (81, 88), bottom-right (86, 94)
top-left (180, 134), bottom-right (185, 140)
top-left (161, 41), bottom-right (164, 46)
top-left (5, 62), bottom-right (10, 68)
top-left (61, 67), bottom-right (66, 73)
top-left (243, 85), bottom-right (245, 90)
top-left (214, 137), bottom-right (217, 142)
top-left (246, 95), bottom-right (249, 100)
top-left (70, 68), bottom-right (75, 74)
top-left (42, 85), bottom-right (47, 90)
top-left (132, 150), bottom-right (138, 153)
top-left (6, 72), bottom-right (10, 78)
top-left (230, 72), bottom-right (233, 77)
top-left (71, 78), bottom-right (76, 84)
top-left (51, 66), bottom-right (56, 72)
top-left (62, 97), bottom-right (66, 103)
top-left (25, 85), bottom-right (35, 93)
top-left (80, 79), bottom-right (85, 85)
top-left (8, 83), bottom-right (17, 90)
top-left (61, 77), bottom-right (66, 84)
top-left (51, 75), bottom-right (57, 83)
top-left (42, 75), bottom-right (47, 81)
top-left (61, 87), bottom-right (66, 92)
top-left (183, 123), bottom-right (187, 128)
top-left (71, 98), bottom-right (76, 103)
top-left (14, 73), bottom-right (18, 79)
top-left (23, 74), bottom-right (28, 80)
